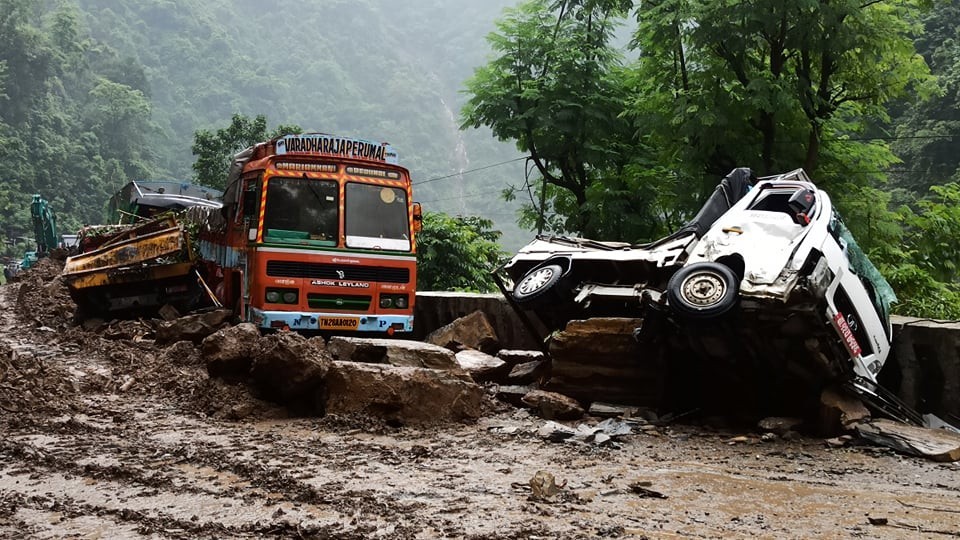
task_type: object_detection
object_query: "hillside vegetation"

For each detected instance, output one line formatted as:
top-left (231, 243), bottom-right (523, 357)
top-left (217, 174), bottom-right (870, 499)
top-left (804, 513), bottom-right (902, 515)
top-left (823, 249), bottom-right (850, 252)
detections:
top-left (0, 0), bottom-right (526, 247)
top-left (1, 0), bottom-right (958, 312)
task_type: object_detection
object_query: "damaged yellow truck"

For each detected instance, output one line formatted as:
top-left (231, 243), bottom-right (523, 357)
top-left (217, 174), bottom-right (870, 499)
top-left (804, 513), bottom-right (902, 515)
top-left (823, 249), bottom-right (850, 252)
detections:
top-left (61, 181), bottom-right (222, 318)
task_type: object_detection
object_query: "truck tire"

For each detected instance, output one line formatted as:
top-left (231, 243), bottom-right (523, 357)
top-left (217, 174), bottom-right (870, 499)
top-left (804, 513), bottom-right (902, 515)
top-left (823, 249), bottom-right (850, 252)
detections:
top-left (512, 264), bottom-right (565, 306)
top-left (667, 262), bottom-right (739, 319)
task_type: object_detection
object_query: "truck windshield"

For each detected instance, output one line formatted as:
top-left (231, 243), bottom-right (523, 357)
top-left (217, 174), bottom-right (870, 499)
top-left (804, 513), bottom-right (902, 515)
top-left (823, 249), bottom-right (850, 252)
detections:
top-left (344, 183), bottom-right (410, 251)
top-left (263, 177), bottom-right (339, 245)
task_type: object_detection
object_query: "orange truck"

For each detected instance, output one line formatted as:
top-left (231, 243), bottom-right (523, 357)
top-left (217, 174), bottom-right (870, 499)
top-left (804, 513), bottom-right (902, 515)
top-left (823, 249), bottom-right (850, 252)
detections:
top-left (196, 132), bottom-right (421, 335)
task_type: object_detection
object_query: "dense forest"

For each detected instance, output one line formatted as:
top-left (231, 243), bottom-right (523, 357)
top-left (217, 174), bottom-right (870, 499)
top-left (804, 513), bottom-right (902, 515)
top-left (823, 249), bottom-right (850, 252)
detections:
top-left (1, 0), bottom-right (958, 314)
top-left (0, 0), bottom-right (526, 246)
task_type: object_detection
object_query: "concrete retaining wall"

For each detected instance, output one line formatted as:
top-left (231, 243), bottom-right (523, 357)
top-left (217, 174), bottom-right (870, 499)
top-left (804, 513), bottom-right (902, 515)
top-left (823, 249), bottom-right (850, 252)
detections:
top-left (415, 293), bottom-right (960, 420)
top-left (413, 291), bottom-right (542, 350)
top-left (886, 316), bottom-right (960, 420)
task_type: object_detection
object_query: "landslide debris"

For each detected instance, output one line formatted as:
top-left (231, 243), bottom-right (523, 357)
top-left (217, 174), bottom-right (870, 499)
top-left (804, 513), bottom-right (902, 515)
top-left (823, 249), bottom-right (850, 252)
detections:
top-left (3, 260), bottom-right (279, 424)
top-left (3, 260), bottom-right (493, 428)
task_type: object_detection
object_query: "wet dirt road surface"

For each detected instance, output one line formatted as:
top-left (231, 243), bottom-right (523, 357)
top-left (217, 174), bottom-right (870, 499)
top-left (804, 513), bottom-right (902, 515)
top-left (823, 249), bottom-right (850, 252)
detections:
top-left (2, 263), bottom-right (959, 539)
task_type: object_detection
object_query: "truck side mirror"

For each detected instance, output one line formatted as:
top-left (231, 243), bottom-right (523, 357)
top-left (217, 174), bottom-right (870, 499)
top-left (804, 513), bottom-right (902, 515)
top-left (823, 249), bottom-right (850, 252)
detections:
top-left (412, 202), bottom-right (423, 233)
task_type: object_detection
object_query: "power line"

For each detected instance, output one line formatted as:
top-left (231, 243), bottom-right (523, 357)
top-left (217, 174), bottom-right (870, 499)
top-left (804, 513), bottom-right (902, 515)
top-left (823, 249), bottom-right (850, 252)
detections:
top-left (419, 190), bottom-right (502, 204)
top-left (412, 134), bottom-right (957, 187)
top-left (414, 156), bottom-right (528, 186)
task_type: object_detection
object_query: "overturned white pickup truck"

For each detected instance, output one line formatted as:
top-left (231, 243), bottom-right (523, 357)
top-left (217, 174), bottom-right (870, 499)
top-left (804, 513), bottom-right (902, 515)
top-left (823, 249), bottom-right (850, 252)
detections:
top-left (498, 168), bottom-right (926, 424)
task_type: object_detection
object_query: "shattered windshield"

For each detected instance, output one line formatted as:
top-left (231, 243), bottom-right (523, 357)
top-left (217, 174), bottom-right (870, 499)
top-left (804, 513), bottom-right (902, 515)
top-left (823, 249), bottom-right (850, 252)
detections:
top-left (345, 183), bottom-right (410, 251)
top-left (262, 177), bottom-right (339, 245)
top-left (831, 213), bottom-right (897, 325)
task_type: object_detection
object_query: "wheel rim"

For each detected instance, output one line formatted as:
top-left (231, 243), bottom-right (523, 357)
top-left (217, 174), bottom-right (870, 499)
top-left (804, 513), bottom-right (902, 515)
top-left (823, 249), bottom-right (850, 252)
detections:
top-left (517, 267), bottom-right (555, 295)
top-left (680, 270), bottom-right (726, 307)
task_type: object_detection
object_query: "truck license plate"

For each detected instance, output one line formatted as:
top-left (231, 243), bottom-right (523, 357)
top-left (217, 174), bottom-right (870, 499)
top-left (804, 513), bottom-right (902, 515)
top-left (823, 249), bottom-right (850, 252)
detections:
top-left (319, 317), bottom-right (360, 331)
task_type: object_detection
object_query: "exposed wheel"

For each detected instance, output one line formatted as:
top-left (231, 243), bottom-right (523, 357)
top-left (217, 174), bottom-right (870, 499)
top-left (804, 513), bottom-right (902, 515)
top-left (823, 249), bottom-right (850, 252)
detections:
top-left (512, 264), bottom-right (565, 305)
top-left (667, 262), bottom-right (739, 319)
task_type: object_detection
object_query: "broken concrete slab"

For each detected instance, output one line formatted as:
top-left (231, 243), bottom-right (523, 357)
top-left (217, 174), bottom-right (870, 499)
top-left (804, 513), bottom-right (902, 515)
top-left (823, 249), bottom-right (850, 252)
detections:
top-left (250, 332), bottom-right (332, 415)
top-left (324, 361), bottom-right (484, 425)
top-left (522, 389), bottom-right (584, 421)
top-left (454, 349), bottom-right (509, 382)
top-left (202, 322), bottom-right (261, 378)
top-left (155, 308), bottom-right (233, 345)
top-left (425, 310), bottom-right (500, 354)
top-left (856, 419), bottom-right (960, 462)
top-left (326, 336), bottom-right (462, 372)
top-left (588, 402), bottom-right (641, 419)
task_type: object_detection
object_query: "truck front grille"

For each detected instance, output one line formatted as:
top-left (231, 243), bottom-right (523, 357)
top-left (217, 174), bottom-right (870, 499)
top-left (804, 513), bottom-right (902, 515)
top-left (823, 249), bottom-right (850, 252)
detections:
top-left (307, 294), bottom-right (372, 311)
top-left (266, 261), bottom-right (409, 283)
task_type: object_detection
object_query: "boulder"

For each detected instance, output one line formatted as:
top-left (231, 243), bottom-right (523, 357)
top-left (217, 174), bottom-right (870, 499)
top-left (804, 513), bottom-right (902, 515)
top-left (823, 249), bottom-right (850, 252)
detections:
top-left (495, 384), bottom-right (537, 407)
top-left (757, 416), bottom-right (805, 436)
top-left (325, 361), bottom-right (484, 424)
top-left (547, 318), bottom-right (663, 406)
top-left (521, 389), bottom-right (584, 420)
top-left (155, 309), bottom-right (233, 345)
top-left (818, 386), bottom-right (870, 435)
top-left (202, 323), bottom-right (262, 378)
top-left (504, 360), bottom-right (548, 385)
top-left (250, 332), bottom-right (332, 415)
top-left (414, 292), bottom-right (543, 350)
top-left (496, 349), bottom-right (545, 367)
top-left (327, 337), bottom-right (462, 372)
top-left (455, 349), bottom-right (509, 382)
top-left (425, 310), bottom-right (500, 354)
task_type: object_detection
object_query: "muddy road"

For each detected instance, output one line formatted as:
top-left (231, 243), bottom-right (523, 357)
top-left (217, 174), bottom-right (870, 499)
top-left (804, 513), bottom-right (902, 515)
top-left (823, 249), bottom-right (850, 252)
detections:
top-left (1, 263), bottom-right (959, 539)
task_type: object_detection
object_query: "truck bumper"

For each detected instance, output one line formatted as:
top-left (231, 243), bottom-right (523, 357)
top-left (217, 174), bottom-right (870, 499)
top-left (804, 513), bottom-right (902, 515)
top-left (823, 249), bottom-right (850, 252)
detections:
top-left (247, 308), bottom-right (414, 333)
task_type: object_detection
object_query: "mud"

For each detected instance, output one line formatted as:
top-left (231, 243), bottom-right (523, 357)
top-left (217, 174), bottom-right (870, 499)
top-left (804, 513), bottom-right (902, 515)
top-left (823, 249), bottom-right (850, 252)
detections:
top-left (2, 263), bottom-right (959, 538)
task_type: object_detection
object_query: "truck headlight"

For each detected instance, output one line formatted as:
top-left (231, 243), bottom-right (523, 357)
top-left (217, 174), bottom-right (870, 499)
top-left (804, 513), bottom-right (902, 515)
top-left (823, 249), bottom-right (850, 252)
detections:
top-left (809, 255), bottom-right (833, 297)
top-left (266, 288), bottom-right (298, 304)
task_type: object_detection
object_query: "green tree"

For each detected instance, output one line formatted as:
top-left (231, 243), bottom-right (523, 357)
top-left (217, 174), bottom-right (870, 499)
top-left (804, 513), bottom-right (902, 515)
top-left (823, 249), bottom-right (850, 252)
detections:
top-left (629, 0), bottom-right (935, 197)
top-left (890, 0), bottom-right (960, 192)
top-left (85, 78), bottom-right (154, 179)
top-left (191, 113), bottom-right (301, 189)
top-left (461, 0), bottom-right (657, 239)
top-left (0, 0), bottom-right (54, 126)
top-left (416, 212), bottom-right (506, 292)
top-left (840, 183), bottom-right (960, 319)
